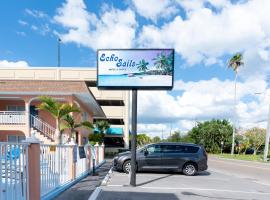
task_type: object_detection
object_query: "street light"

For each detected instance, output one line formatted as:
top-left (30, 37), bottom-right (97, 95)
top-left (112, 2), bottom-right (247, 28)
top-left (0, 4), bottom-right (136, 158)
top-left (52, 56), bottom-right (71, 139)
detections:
top-left (57, 38), bottom-right (61, 67)
top-left (221, 141), bottom-right (224, 154)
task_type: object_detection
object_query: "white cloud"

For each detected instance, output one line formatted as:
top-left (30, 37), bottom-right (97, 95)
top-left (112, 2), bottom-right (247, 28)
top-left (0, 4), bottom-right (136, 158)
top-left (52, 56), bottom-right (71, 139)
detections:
top-left (25, 9), bottom-right (48, 18)
top-left (18, 20), bottom-right (28, 26)
top-left (54, 0), bottom-right (137, 49)
top-left (0, 60), bottom-right (29, 67)
top-left (138, 0), bottom-right (270, 77)
top-left (131, 0), bottom-right (178, 22)
top-left (16, 31), bottom-right (26, 37)
top-left (137, 124), bottom-right (169, 138)
top-left (138, 77), bottom-right (269, 135)
top-left (31, 25), bottom-right (38, 31)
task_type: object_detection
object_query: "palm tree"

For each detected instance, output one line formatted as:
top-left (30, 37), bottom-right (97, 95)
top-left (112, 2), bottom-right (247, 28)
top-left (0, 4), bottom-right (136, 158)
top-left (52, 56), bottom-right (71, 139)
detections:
top-left (92, 120), bottom-right (110, 144)
top-left (153, 51), bottom-right (173, 75)
top-left (61, 114), bottom-right (93, 143)
top-left (136, 59), bottom-right (149, 73)
top-left (228, 53), bottom-right (244, 155)
top-left (37, 96), bottom-right (80, 144)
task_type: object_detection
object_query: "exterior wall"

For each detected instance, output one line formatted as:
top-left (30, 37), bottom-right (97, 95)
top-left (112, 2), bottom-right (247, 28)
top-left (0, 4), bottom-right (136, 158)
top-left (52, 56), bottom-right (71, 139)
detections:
top-left (0, 67), bottom-right (130, 147)
top-left (0, 99), bottom-right (25, 110)
top-left (0, 130), bottom-right (25, 142)
top-left (0, 94), bottom-right (94, 144)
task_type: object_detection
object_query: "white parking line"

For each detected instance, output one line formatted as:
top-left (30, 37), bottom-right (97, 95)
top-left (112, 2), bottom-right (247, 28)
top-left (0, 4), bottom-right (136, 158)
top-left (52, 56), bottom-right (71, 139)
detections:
top-left (112, 172), bottom-right (229, 181)
top-left (106, 185), bottom-right (270, 195)
top-left (210, 159), bottom-right (270, 171)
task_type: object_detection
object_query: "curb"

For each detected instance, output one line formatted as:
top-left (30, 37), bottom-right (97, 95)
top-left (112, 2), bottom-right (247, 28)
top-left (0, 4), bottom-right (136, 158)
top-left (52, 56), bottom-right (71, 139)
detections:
top-left (101, 167), bottom-right (113, 186)
top-left (88, 166), bottom-right (113, 200)
top-left (88, 187), bottom-right (102, 200)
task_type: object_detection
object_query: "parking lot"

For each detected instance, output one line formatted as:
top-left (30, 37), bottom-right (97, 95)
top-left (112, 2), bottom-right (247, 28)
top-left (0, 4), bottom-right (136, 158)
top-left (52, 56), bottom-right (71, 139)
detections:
top-left (97, 156), bottom-right (270, 200)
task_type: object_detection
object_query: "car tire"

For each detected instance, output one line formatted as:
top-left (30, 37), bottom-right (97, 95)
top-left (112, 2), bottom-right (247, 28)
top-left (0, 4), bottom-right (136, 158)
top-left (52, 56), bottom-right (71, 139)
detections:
top-left (122, 160), bottom-right (131, 174)
top-left (182, 163), bottom-right (197, 176)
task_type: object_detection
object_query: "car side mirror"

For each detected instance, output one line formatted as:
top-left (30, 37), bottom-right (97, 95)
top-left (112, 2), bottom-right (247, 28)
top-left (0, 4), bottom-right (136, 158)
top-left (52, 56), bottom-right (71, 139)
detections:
top-left (144, 150), bottom-right (149, 156)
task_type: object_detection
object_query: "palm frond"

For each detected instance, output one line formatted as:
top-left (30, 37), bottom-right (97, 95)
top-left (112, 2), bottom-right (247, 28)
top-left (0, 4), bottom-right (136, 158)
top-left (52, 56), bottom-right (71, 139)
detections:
top-left (227, 53), bottom-right (244, 72)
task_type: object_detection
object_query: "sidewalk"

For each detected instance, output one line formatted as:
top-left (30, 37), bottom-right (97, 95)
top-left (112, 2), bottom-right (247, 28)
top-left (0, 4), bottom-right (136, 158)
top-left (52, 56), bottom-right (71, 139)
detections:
top-left (54, 160), bottom-right (112, 200)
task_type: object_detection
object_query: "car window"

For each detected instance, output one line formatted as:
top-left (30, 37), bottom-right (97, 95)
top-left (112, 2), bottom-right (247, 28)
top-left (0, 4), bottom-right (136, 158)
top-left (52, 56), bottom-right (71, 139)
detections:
top-left (182, 146), bottom-right (199, 153)
top-left (146, 145), bottom-right (161, 154)
top-left (162, 145), bottom-right (184, 153)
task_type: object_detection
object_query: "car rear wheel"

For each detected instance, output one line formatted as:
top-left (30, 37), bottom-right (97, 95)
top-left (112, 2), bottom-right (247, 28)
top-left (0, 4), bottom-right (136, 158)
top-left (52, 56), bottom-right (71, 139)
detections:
top-left (183, 163), bottom-right (197, 176)
top-left (123, 160), bottom-right (131, 174)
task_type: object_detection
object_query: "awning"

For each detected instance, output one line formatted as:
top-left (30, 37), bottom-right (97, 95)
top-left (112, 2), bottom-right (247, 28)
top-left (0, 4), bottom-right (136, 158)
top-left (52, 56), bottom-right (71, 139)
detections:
top-left (106, 128), bottom-right (123, 135)
top-left (94, 127), bottom-right (123, 135)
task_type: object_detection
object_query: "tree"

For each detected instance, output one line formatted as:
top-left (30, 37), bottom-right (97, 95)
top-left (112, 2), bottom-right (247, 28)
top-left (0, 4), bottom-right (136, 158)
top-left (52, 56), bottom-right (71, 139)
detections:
top-left (153, 51), bottom-right (173, 75)
top-left (137, 134), bottom-right (152, 146)
top-left (61, 114), bottom-right (93, 143)
top-left (38, 96), bottom-right (80, 144)
top-left (245, 127), bottom-right (266, 155)
top-left (136, 59), bottom-right (149, 73)
top-left (228, 53), bottom-right (244, 155)
top-left (188, 119), bottom-right (233, 153)
top-left (152, 136), bottom-right (161, 143)
top-left (90, 120), bottom-right (110, 144)
top-left (167, 131), bottom-right (181, 142)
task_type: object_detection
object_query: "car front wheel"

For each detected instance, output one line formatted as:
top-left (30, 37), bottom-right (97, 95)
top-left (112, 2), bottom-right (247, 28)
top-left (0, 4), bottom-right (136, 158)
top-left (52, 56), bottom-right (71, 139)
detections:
top-left (123, 160), bottom-right (131, 174)
top-left (183, 163), bottom-right (197, 176)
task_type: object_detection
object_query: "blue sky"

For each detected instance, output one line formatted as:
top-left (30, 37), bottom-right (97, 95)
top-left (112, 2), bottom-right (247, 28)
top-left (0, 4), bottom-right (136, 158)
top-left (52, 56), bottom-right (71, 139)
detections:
top-left (1, 0), bottom-right (270, 137)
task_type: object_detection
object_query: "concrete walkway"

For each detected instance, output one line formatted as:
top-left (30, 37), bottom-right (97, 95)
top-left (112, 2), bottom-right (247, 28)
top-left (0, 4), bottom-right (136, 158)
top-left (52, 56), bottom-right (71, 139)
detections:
top-left (54, 160), bottom-right (111, 200)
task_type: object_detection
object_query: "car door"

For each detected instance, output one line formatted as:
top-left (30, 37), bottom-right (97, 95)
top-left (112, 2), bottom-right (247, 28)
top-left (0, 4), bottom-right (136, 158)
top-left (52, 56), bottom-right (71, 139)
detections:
top-left (138, 144), bottom-right (162, 170)
top-left (161, 145), bottom-right (185, 169)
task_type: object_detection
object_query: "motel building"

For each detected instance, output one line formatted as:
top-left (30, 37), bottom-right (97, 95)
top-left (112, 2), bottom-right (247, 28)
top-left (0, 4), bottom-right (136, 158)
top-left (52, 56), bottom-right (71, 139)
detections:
top-left (0, 67), bottom-right (130, 150)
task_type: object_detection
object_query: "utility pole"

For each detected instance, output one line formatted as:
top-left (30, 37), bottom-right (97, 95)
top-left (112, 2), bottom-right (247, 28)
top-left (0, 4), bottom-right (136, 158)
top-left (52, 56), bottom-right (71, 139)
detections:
top-left (264, 104), bottom-right (270, 162)
top-left (130, 89), bottom-right (137, 186)
top-left (57, 38), bottom-right (61, 67)
top-left (255, 92), bottom-right (270, 162)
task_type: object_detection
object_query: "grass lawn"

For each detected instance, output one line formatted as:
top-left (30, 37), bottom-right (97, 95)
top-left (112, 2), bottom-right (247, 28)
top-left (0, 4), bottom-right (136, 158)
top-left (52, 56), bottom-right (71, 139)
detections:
top-left (213, 153), bottom-right (268, 162)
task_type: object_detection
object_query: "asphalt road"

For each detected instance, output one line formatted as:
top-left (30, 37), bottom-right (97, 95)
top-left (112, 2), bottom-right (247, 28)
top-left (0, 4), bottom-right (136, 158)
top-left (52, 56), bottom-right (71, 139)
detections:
top-left (97, 156), bottom-right (270, 200)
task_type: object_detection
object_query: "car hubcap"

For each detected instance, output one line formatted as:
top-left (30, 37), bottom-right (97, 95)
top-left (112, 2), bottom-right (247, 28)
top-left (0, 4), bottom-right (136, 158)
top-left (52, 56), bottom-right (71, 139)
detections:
top-left (125, 162), bottom-right (131, 172)
top-left (185, 165), bottom-right (195, 175)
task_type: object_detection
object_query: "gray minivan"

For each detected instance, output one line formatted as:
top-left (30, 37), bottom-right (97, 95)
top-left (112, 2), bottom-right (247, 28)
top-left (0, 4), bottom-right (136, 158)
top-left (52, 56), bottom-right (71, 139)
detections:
top-left (113, 142), bottom-right (208, 176)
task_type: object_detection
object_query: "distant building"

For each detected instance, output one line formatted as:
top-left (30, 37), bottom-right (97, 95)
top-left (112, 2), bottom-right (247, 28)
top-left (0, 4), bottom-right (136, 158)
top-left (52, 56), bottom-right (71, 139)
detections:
top-left (0, 67), bottom-right (130, 149)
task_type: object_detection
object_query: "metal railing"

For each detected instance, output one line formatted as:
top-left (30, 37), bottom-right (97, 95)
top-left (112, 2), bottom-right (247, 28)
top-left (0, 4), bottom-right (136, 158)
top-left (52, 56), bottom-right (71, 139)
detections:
top-left (30, 115), bottom-right (55, 141)
top-left (40, 144), bottom-right (104, 198)
top-left (0, 142), bottom-right (29, 200)
top-left (40, 145), bottom-right (71, 196)
top-left (0, 111), bottom-right (26, 125)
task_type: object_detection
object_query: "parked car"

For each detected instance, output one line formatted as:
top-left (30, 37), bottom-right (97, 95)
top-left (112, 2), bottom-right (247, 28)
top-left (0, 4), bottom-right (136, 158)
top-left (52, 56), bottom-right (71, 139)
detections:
top-left (113, 142), bottom-right (208, 176)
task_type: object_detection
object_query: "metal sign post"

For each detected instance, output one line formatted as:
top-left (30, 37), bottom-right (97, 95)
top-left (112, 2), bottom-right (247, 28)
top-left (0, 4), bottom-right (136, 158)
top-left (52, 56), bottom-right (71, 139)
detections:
top-left (96, 49), bottom-right (175, 187)
top-left (130, 89), bottom-right (137, 186)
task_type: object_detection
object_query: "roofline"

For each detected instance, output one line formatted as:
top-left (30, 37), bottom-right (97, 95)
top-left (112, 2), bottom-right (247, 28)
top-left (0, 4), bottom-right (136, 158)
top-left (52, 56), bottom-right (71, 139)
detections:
top-left (0, 66), bottom-right (96, 70)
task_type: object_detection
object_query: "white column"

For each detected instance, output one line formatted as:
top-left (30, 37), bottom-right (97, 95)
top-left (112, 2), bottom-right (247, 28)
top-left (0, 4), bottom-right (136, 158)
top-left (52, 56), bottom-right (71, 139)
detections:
top-left (25, 101), bottom-right (31, 138)
top-left (124, 90), bottom-right (130, 149)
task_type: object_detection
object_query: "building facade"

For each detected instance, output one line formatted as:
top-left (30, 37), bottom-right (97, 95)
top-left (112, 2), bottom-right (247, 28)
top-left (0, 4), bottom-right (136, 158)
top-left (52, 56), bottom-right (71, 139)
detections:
top-left (0, 67), bottom-right (130, 149)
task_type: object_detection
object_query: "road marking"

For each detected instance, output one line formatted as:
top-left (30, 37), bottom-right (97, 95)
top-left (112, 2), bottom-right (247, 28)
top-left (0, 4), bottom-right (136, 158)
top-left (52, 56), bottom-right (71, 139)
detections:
top-left (210, 159), bottom-right (270, 171)
top-left (106, 185), bottom-right (270, 195)
top-left (88, 187), bottom-right (102, 200)
top-left (112, 173), bottom-right (228, 181)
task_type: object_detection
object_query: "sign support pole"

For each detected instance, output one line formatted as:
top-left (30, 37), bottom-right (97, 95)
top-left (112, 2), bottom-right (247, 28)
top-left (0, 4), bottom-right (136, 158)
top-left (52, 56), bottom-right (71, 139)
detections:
top-left (130, 89), bottom-right (137, 186)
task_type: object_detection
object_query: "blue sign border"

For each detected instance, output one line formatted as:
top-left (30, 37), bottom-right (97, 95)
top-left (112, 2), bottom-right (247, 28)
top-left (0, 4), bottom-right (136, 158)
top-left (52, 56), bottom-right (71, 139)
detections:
top-left (96, 49), bottom-right (175, 90)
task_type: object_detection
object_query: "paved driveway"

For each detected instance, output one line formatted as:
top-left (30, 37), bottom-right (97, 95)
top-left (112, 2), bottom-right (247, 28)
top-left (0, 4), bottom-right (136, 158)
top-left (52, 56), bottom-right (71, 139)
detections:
top-left (97, 156), bottom-right (270, 200)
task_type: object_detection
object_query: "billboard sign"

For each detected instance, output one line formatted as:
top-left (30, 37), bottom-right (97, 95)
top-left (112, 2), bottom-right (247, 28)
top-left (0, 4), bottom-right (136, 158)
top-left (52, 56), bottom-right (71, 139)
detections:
top-left (97, 49), bottom-right (174, 89)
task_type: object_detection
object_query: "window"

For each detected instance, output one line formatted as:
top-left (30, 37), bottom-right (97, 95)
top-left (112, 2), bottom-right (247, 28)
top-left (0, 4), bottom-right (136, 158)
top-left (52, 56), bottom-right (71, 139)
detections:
top-left (7, 135), bottom-right (25, 143)
top-left (162, 145), bottom-right (184, 153)
top-left (82, 112), bottom-right (88, 121)
top-left (7, 105), bottom-right (25, 111)
top-left (104, 137), bottom-right (124, 147)
top-left (146, 145), bottom-right (162, 154)
top-left (183, 146), bottom-right (199, 153)
top-left (162, 145), bottom-right (199, 153)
